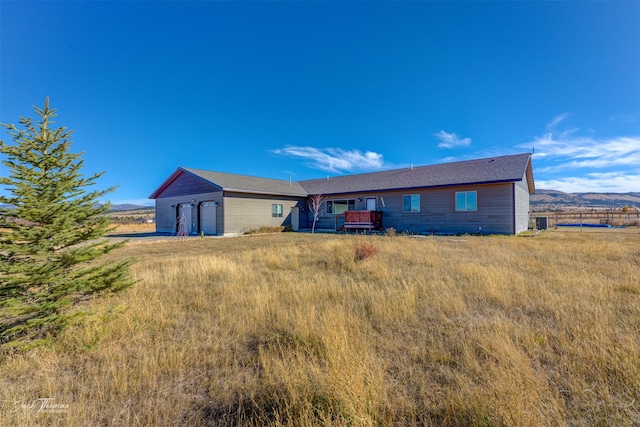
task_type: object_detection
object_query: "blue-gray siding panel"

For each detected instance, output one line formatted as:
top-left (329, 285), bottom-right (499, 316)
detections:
top-left (155, 172), bottom-right (221, 198)
top-left (223, 192), bottom-right (306, 235)
top-left (308, 183), bottom-right (516, 234)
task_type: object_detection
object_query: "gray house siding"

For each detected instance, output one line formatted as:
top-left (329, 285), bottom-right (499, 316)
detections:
top-left (309, 183), bottom-right (516, 234)
top-left (154, 191), bottom-right (224, 234)
top-left (514, 174), bottom-right (531, 233)
top-left (223, 192), bottom-right (306, 235)
top-left (153, 172), bottom-right (225, 234)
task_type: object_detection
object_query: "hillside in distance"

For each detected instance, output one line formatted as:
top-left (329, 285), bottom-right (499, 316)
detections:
top-left (532, 190), bottom-right (640, 210)
top-left (1, 203), bottom-right (154, 213)
top-left (107, 204), bottom-right (154, 212)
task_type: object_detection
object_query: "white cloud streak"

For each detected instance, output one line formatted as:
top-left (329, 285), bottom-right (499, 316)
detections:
top-left (519, 117), bottom-right (640, 192)
top-left (435, 131), bottom-right (471, 149)
top-left (527, 135), bottom-right (640, 171)
top-left (545, 112), bottom-right (572, 131)
top-left (272, 146), bottom-right (385, 173)
top-left (536, 171), bottom-right (640, 193)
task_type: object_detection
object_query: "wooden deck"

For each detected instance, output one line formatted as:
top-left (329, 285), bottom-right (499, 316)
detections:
top-left (336, 210), bottom-right (383, 231)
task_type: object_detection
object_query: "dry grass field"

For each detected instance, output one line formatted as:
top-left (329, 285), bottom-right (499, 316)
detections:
top-left (1, 228), bottom-right (639, 426)
top-left (107, 222), bottom-right (157, 235)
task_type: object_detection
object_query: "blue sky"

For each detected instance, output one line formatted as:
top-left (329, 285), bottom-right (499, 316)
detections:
top-left (1, 1), bottom-right (639, 205)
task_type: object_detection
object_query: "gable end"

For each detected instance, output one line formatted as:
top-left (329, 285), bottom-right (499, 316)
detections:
top-left (149, 168), bottom-right (223, 199)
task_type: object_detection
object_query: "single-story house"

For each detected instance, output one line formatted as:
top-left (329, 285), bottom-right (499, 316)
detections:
top-left (149, 152), bottom-right (535, 235)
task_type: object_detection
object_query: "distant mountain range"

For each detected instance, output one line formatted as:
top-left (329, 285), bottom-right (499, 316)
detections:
top-left (531, 190), bottom-right (640, 210)
top-left (1, 203), bottom-right (154, 212)
top-left (107, 204), bottom-right (154, 212)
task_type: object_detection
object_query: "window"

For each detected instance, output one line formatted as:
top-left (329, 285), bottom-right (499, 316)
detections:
top-left (403, 194), bottom-right (420, 212)
top-left (455, 191), bottom-right (477, 211)
top-left (326, 199), bottom-right (355, 214)
top-left (272, 204), bottom-right (283, 217)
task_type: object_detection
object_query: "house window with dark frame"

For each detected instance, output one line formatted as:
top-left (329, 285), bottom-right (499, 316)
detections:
top-left (403, 194), bottom-right (420, 212)
top-left (272, 204), bottom-right (283, 217)
top-left (326, 199), bottom-right (355, 214)
top-left (455, 191), bottom-right (477, 211)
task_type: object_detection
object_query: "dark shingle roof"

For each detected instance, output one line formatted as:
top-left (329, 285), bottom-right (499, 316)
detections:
top-left (299, 153), bottom-right (534, 195)
top-left (150, 153), bottom-right (534, 199)
top-left (181, 168), bottom-right (308, 197)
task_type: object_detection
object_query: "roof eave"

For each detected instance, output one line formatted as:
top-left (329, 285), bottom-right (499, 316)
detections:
top-left (224, 188), bottom-right (308, 198)
top-left (525, 157), bottom-right (536, 194)
top-left (148, 167), bottom-right (186, 199)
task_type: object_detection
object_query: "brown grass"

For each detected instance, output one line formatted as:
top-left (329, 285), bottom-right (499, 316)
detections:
top-left (1, 228), bottom-right (639, 426)
top-left (108, 222), bottom-right (156, 234)
top-left (242, 225), bottom-right (287, 235)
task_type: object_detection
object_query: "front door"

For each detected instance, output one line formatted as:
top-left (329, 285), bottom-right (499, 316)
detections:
top-left (365, 197), bottom-right (377, 211)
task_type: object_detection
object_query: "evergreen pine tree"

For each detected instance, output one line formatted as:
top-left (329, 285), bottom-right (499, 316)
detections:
top-left (0, 98), bottom-right (132, 346)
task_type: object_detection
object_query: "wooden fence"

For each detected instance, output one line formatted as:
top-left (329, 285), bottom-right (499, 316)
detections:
top-left (531, 210), bottom-right (640, 227)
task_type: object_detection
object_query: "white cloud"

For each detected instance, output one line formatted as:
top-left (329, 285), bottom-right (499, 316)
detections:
top-left (520, 115), bottom-right (640, 193)
top-left (545, 112), bottom-right (572, 131)
top-left (435, 130), bottom-right (471, 149)
top-left (272, 145), bottom-right (385, 173)
top-left (527, 135), bottom-right (640, 170)
top-left (536, 171), bottom-right (640, 193)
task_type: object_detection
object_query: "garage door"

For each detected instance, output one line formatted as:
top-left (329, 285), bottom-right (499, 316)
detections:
top-left (178, 203), bottom-right (192, 235)
top-left (200, 202), bottom-right (217, 235)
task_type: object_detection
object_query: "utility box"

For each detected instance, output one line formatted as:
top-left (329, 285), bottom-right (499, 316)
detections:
top-left (536, 217), bottom-right (549, 230)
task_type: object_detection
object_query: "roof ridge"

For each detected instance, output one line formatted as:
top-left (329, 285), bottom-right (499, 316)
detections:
top-left (298, 152), bottom-right (531, 183)
top-left (183, 167), bottom-right (295, 184)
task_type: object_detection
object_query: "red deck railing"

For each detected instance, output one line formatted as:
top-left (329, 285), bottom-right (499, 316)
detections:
top-left (336, 210), bottom-right (382, 231)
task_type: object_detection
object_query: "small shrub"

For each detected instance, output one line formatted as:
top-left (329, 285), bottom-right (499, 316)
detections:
top-left (317, 241), bottom-right (358, 271)
top-left (264, 252), bottom-right (282, 270)
top-left (354, 242), bottom-right (377, 261)
top-left (385, 227), bottom-right (397, 237)
top-left (243, 225), bottom-right (286, 235)
top-left (331, 243), bottom-right (357, 271)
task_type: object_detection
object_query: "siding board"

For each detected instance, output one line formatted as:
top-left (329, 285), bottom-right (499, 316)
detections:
top-left (223, 192), bottom-right (306, 235)
top-left (514, 174), bottom-right (531, 233)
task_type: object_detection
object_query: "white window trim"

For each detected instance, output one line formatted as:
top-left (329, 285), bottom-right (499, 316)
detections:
top-left (272, 203), bottom-right (283, 217)
top-left (455, 191), bottom-right (477, 211)
top-left (403, 194), bottom-right (420, 212)
top-left (326, 199), bottom-right (355, 215)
